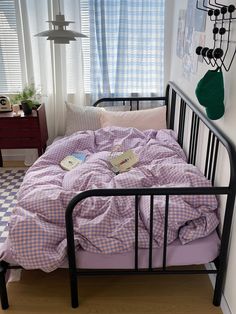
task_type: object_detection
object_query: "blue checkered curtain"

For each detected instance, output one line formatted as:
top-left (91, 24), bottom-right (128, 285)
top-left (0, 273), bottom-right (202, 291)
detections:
top-left (89, 0), bottom-right (165, 101)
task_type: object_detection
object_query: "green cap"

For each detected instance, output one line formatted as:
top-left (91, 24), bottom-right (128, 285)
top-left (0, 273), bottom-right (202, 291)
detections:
top-left (195, 69), bottom-right (225, 120)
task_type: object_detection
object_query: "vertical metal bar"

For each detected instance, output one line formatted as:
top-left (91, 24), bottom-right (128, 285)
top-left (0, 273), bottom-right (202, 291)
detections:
top-left (163, 195), bottom-right (169, 271)
top-left (208, 135), bottom-right (216, 180)
top-left (211, 139), bottom-right (219, 185)
top-left (66, 210), bottom-right (79, 308)
top-left (130, 100), bottom-right (133, 111)
top-left (192, 117), bottom-right (200, 165)
top-left (188, 112), bottom-right (196, 163)
top-left (169, 90), bottom-right (176, 130)
top-left (213, 189), bottom-right (236, 306)
top-left (178, 99), bottom-right (184, 146)
top-left (149, 195), bottom-right (154, 270)
top-left (0, 262), bottom-right (9, 310)
top-left (0, 151), bottom-right (3, 167)
top-left (137, 100), bottom-right (140, 111)
top-left (179, 101), bottom-right (186, 148)
top-left (191, 115), bottom-right (197, 164)
top-left (123, 100), bottom-right (125, 106)
top-left (165, 85), bottom-right (170, 124)
top-left (205, 131), bottom-right (212, 177)
top-left (135, 195), bottom-right (139, 270)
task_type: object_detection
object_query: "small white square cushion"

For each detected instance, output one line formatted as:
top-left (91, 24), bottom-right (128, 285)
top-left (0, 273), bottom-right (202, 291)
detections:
top-left (65, 103), bottom-right (104, 136)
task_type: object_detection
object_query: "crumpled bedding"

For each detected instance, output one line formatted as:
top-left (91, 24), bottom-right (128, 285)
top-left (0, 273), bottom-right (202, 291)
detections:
top-left (1, 127), bottom-right (218, 272)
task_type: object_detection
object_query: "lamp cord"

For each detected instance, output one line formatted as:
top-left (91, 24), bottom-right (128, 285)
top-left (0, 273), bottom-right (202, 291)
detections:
top-left (58, 0), bottom-right (61, 15)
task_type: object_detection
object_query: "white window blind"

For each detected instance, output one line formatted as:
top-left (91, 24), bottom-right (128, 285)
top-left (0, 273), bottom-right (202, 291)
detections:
top-left (0, 0), bottom-right (23, 93)
top-left (80, 0), bottom-right (90, 94)
top-left (65, 0), bottom-right (90, 94)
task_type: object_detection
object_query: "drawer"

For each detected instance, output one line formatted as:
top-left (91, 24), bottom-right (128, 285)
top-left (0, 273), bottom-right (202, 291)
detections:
top-left (0, 137), bottom-right (40, 149)
top-left (0, 128), bottom-right (40, 138)
top-left (0, 117), bottom-right (39, 129)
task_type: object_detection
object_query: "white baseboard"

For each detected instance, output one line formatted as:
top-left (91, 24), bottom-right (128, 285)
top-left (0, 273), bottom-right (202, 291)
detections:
top-left (8, 269), bottom-right (22, 283)
top-left (2, 149), bottom-right (25, 161)
top-left (2, 155), bottom-right (25, 161)
top-left (2, 149), bottom-right (38, 166)
top-left (205, 263), bottom-right (232, 314)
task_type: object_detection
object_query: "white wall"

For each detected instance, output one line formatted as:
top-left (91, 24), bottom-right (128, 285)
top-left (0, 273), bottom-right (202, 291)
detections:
top-left (170, 1), bottom-right (236, 313)
top-left (164, 0), bottom-right (174, 87)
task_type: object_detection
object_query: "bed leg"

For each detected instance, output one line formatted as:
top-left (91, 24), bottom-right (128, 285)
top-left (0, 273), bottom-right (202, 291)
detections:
top-left (213, 270), bottom-right (223, 306)
top-left (69, 270), bottom-right (79, 308)
top-left (0, 262), bottom-right (9, 310)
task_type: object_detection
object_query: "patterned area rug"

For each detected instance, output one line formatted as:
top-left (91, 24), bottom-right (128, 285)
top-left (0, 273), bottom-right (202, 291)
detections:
top-left (0, 169), bottom-right (25, 243)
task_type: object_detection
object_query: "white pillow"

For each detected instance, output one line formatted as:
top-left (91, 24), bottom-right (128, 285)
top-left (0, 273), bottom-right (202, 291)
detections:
top-left (99, 105), bottom-right (131, 112)
top-left (65, 103), bottom-right (104, 136)
top-left (100, 106), bottom-right (167, 131)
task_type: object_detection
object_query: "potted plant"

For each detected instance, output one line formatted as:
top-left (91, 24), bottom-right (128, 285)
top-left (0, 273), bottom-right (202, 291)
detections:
top-left (11, 84), bottom-right (41, 115)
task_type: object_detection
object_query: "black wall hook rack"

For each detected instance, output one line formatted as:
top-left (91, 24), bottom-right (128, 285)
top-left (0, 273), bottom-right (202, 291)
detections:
top-left (196, 0), bottom-right (236, 71)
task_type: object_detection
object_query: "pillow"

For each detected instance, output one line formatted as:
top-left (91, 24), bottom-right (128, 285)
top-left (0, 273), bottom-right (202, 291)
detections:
top-left (100, 106), bottom-right (166, 131)
top-left (100, 105), bottom-right (130, 112)
top-left (65, 103), bottom-right (104, 136)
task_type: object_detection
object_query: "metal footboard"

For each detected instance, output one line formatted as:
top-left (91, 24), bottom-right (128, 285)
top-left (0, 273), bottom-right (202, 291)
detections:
top-left (65, 186), bottom-right (230, 308)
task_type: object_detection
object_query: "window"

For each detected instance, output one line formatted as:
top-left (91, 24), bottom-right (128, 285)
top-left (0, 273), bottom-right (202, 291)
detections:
top-left (80, 0), bottom-right (90, 94)
top-left (0, 0), bottom-right (23, 93)
top-left (89, 0), bottom-right (165, 99)
top-left (65, 0), bottom-right (90, 94)
top-left (0, 1), bottom-right (164, 97)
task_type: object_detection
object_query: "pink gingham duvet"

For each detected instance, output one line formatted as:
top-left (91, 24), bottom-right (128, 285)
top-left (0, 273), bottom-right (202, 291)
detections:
top-left (2, 127), bottom-right (218, 272)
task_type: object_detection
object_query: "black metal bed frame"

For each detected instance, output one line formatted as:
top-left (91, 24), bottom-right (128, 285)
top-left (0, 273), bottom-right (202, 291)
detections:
top-left (0, 82), bottom-right (236, 310)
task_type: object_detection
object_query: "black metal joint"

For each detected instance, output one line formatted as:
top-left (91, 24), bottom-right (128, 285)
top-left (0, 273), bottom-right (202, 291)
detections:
top-left (202, 47), bottom-right (209, 57)
top-left (221, 7), bottom-right (228, 15)
top-left (208, 9), bottom-right (214, 16)
top-left (196, 46), bottom-right (203, 55)
top-left (219, 28), bottom-right (226, 35)
top-left (214, 9), bottom-right (220, 16)
top-left (207, 49), bottom-right (214, 59)
top-left (213, 48), bottom-right (224, 59)
top-left (228, 5), bottom-right (235, 13)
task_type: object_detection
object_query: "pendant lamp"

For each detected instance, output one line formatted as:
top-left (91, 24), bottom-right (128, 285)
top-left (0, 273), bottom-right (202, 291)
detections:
top-left (34, 0), bottom-right (87, 44)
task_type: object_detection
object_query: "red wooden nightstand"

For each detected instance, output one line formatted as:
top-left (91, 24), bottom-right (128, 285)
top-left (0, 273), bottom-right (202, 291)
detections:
top-left (0, 104), bottom-right (48, 167)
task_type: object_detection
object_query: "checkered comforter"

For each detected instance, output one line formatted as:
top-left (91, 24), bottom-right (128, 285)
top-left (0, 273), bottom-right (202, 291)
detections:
top-left (1, 127), bottom-right (218, 272)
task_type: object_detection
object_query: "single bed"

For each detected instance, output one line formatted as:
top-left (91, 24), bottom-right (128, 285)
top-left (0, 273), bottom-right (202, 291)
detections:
top-left (0, 82), bottom-right (235, 310)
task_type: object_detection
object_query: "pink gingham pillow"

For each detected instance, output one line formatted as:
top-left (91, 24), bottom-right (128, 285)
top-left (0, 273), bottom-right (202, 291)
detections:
top-left (100, 106), bottom-right (166, 131)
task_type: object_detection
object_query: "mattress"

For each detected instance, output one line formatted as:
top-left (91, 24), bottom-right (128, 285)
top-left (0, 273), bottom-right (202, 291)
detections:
top-left (66, 231), bottom-right (220, 269)
top-left (0, 231), bottom-right (220, 270)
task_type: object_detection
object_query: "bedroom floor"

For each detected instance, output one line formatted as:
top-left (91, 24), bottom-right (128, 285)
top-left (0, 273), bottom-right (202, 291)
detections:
top-left (0, 164), bottom-right (223, 314)
top-left (3, 269), bottom-right (222, 314)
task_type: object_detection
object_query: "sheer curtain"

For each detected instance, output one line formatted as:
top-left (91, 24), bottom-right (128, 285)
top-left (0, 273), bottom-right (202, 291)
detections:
top-left (89, 0), bottom-right (165, 102)
top-left (18, 0), bottom-right (86, 143)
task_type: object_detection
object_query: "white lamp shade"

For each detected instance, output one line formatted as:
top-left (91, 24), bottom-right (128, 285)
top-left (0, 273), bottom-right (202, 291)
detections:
top-left (35, 30), bottom-right (87, 38)
top-left (34, 14), bottom-right (87, 44)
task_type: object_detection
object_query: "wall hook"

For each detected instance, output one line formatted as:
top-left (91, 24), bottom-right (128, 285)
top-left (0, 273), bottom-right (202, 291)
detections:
top-left (196, 0), bottom-right (236, 72)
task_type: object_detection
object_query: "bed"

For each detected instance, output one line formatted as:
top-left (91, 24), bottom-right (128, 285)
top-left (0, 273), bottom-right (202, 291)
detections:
top-left (0, 81), bottom-right (235, 310)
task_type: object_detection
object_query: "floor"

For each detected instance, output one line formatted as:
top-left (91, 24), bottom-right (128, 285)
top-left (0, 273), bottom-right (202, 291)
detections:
top-left (0, 163), bottom-right (223, 314)
top-left (0, 168), bottom-right (26, 242)
top-left (2, 269), bottom-right (222, 314)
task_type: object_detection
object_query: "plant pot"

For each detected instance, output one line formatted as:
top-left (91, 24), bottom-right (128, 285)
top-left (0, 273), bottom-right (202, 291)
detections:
top-left (21, 101), bottom-right (32, 115)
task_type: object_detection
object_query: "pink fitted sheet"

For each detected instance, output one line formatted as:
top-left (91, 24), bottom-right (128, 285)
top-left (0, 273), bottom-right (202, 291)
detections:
top-left (71, 231), bottom-right (220, 269)
top-left (1, 231), bottom-right (220, 270)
